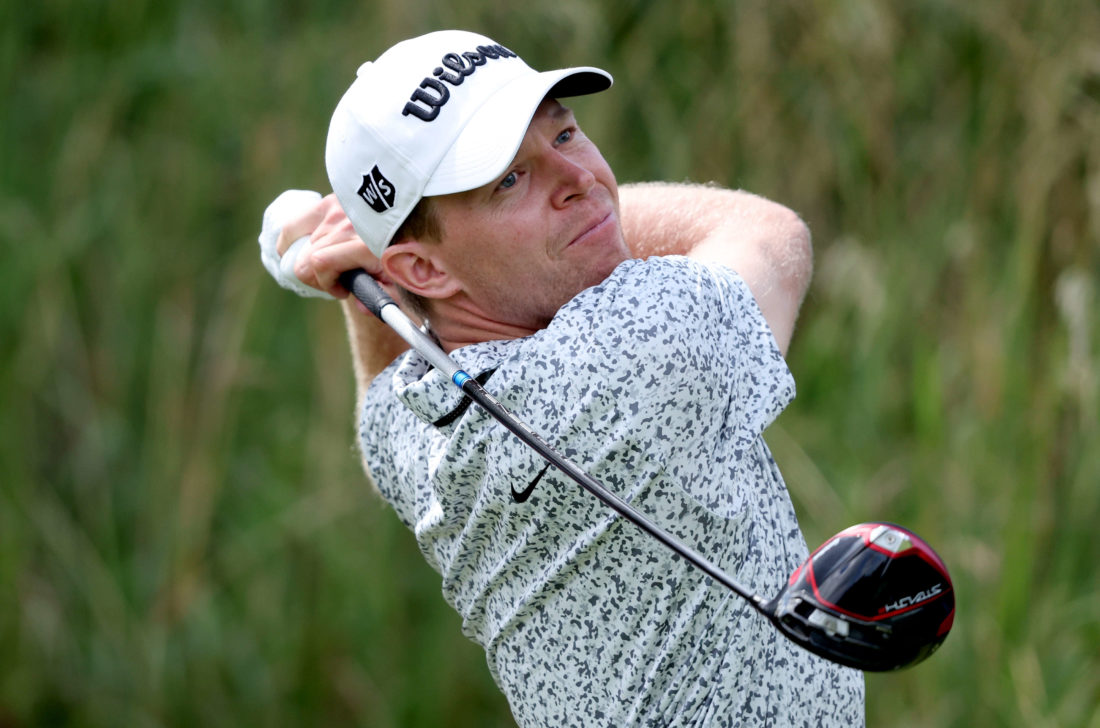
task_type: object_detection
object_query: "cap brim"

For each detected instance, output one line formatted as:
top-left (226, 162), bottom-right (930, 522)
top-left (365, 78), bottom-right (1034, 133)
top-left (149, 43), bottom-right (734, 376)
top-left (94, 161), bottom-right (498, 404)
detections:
top-left (422, 66), bottom-right (612, 196)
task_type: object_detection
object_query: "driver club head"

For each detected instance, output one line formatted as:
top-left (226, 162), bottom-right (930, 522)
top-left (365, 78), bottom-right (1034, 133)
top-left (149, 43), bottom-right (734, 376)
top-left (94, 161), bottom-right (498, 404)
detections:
top-left (766, 523), bottom-right (955, 672)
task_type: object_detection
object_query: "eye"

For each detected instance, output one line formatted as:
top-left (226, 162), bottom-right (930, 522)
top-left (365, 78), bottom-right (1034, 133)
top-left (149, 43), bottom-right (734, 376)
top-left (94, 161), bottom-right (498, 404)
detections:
top-left (497, 171), bottom-right (518, 190)
top-left (555, 128), bottom-right (574, 145)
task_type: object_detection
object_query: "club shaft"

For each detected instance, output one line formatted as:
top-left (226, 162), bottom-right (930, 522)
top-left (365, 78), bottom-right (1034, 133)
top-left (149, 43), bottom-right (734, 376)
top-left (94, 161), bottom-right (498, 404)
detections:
top-left (341, 269), bottom-right (772, 618)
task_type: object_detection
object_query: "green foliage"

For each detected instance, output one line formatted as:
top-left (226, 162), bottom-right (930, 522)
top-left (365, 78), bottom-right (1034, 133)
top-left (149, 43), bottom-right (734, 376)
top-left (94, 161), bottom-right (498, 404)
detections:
top-left (2, 0), bottom-right (1097, 725)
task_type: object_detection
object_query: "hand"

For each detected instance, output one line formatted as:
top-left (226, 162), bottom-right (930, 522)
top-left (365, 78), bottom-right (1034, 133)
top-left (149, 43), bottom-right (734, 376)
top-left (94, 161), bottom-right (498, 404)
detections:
top-left (259, 191), bottom-right (393, 308)
top-left (276, 193), bottom-right (391, 301)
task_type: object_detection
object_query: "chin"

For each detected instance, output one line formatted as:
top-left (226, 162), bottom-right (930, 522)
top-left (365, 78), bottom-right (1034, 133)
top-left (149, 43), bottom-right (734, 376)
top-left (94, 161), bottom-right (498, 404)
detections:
top-left (592, 248), bottom-right (630, 280)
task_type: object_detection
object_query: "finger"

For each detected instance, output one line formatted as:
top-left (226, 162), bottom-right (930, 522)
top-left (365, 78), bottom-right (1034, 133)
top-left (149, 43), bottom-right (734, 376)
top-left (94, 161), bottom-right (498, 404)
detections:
top-left (317, 193), bottom-right (349, 230)
top-left (295, 239), bottom-right (379, 298)
top-left (309, 195), bottom-right (361, 247)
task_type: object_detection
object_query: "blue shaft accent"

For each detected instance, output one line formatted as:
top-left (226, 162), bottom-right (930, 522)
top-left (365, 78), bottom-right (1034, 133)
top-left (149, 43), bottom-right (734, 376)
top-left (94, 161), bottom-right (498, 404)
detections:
top-left (453, 371), bottom-right (471, 388)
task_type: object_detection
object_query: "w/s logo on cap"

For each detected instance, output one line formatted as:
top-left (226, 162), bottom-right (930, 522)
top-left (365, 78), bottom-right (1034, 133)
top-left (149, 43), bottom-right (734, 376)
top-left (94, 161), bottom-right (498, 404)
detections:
top-left (357, 166), bottom-right (396, 213)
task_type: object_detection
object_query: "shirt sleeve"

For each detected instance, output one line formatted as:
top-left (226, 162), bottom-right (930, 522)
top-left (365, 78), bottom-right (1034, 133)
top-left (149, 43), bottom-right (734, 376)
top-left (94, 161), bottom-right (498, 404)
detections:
top-left (519, 256), bottom-right (796, 514)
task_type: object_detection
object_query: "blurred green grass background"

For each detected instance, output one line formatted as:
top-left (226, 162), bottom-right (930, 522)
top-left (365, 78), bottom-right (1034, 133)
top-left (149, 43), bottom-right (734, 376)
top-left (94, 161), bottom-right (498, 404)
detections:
top-left (2, 0), bottom-right (1098, 726)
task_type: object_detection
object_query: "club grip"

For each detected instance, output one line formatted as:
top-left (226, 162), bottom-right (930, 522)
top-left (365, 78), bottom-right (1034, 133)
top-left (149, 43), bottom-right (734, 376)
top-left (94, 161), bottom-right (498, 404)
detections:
top-left (340, 269), bottom-right (394, 319)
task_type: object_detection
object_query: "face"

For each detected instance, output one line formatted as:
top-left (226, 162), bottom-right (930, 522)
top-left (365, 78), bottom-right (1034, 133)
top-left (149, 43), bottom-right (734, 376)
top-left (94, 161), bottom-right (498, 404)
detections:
top-left (424, 99), bottom-right (630, 331)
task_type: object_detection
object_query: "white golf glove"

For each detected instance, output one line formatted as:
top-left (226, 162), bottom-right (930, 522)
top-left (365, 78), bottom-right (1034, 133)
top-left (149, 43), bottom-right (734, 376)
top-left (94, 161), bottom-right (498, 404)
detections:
top-left (258, 189), bottom-right (337, 300)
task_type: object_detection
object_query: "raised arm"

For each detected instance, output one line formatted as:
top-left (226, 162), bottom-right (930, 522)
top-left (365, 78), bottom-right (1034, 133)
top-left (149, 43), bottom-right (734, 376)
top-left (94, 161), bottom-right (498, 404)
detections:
top-left (272, 194), bottom-right (410, 408)
top-left (619, 182), bottom-right (813, 356)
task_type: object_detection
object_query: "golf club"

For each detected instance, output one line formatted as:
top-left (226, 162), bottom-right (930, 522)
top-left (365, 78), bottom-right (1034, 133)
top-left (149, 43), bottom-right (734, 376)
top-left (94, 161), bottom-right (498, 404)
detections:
top-left (339, 268), bottom-right (955, 672)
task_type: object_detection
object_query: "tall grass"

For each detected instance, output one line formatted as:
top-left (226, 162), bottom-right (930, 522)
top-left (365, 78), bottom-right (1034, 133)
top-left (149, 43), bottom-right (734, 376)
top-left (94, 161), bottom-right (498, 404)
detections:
top-left (2, 1), bottom-right (1097, 726)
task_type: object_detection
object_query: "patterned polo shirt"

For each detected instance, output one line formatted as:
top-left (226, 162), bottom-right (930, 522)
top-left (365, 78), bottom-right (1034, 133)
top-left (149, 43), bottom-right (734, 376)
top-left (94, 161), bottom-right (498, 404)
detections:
top-left (359, 256), bottom-right (865, 726)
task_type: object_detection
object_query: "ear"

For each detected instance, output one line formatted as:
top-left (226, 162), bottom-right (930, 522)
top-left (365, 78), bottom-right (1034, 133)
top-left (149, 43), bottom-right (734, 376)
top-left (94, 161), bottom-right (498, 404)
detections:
top-left (381, 241), bottom-right (462, 300)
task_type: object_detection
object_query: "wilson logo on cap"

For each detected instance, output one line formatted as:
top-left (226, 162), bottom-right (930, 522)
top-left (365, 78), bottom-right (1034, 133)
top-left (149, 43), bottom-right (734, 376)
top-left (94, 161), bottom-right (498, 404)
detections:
top-left (401, 43), bottom-right (519, 122)
top-left (357, 165), bottom-right (396, 213)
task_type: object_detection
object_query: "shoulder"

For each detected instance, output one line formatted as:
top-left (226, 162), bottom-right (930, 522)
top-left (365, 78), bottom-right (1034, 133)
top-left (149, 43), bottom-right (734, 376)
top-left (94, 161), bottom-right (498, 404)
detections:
top-left (509, 256), bottom-right (771, 395)
top-left (554, 256), bottom-right (759, 340)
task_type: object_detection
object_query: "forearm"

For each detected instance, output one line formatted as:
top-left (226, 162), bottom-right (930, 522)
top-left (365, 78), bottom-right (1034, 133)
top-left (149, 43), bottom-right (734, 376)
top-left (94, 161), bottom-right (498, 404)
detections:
top-left (341, 298), bottom-right (410, 412)
top-left (619, 182), bottom-right (812, 355)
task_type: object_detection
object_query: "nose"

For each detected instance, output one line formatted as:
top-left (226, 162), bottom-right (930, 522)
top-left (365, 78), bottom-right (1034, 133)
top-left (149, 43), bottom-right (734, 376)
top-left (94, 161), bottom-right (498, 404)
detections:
top-left (548, 150), bottom-right (596, 208)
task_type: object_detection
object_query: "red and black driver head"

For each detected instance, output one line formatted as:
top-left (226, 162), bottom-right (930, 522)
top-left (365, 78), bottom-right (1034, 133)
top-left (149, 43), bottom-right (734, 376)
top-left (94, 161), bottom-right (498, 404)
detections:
top-left (766, 522), bottom-right (955, 672)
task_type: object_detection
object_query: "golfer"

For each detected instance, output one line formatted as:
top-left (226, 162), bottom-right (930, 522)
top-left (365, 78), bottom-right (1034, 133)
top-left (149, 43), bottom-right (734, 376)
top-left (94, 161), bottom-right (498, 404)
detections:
top-left (260, 29), bottom-right (864, 727)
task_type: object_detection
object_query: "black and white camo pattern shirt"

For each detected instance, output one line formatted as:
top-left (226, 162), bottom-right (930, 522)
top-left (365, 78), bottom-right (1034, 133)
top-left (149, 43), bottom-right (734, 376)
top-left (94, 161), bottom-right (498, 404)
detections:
top-left (360, 256), bottom-right (865, 727)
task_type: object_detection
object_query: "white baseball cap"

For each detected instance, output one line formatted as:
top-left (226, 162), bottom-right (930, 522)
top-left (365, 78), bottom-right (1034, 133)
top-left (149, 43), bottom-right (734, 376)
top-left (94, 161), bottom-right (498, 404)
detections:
top-left (325, 30), bottom-right (613, 257)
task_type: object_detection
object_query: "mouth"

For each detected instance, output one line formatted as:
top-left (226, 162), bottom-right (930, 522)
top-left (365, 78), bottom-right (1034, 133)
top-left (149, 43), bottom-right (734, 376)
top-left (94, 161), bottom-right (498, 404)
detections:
top-left (567, 210), bottom-right (616, 249)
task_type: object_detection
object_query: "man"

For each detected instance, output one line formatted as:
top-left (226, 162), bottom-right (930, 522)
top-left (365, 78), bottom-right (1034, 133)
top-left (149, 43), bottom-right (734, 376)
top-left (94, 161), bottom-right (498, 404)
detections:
top-left (260, 30), bottom-right (864, 726)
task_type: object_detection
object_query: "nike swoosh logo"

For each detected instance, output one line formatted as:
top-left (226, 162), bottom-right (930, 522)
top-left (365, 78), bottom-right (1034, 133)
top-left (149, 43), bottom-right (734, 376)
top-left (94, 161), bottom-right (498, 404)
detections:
top-left (512, 462), bottom-right (551, 503)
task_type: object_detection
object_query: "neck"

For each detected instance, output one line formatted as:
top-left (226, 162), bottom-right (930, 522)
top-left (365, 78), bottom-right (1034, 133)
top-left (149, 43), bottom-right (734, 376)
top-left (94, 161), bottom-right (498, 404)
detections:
top-left (425, 296), bottom-right (544, 353)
